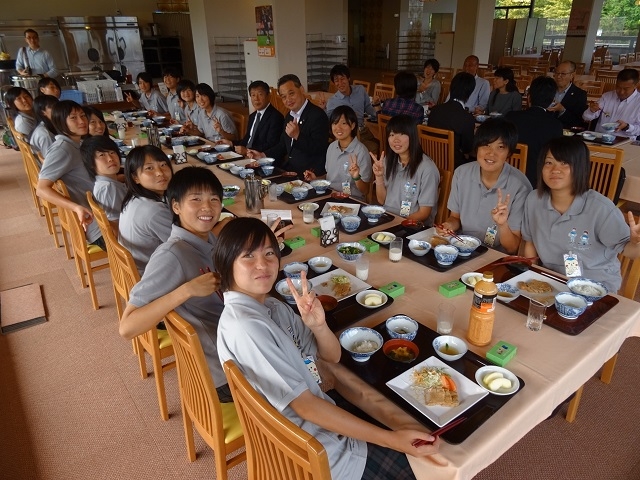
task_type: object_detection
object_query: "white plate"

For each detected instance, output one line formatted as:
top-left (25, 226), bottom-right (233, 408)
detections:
top-left (311, 268), bottom-right (370, 300)
top-left (371, 231), bottom-right (396, 245)
top-left (355, 289), bottom-right (388, 309)
top-left (218, 163), bottom-right (236, 170)
top-left (407, 227), bottom-right (437, 242)
top-left (320, 202), bottom-right (361, 217)
top-left (386, 356), bottom-right (488, 427)
top-left (503, 270), bottom-right (569, 305)
top-left (474, 366), bottom-right (520, 396)
top-left (215, 151), bottom-right (243, 161)
top-left (460, 272), bottom-right (483, 288)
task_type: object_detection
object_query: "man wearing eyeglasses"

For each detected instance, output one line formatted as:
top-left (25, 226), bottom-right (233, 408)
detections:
top-left (547, 61), bottom-right (587, 128)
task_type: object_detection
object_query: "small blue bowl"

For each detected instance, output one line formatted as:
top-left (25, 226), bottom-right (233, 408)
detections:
top-left (142, 119), bottom-right (153, 127)
top-left (113, 138), bottom-right (125, 147)
top-left (555, 292), bottom-right (588, 320)
top-left (239, 168), bottom-right (254, 179)
top-left (601, 133), bottom-right (615, 144)
top-left (275, 184), bottom-right (284, 196)
top-left (310, 180), bottom-right (331, 194)
top-left (448, 235), bottom-right (481, 257)
top-left (258, 157), bottom-right (275, 167)
top-left (171, 137), bottom-right (186, 146)
top-left (385, 315), bottom-right (418, 341)
top-left (275, 278), bottom-right (312, 304)
top-left (261, 165), bottom-right (275, 176)
top-left (361, 205), bottom-right (386, 224)
top-left (434, 245), bottom-right (459, 265)
top-left (283, 262), bottom-right (309, 279)
top-left (336, 242), bottom-right (366, 262)
top-left (339, 327), bottom-right (384, 362)
top-left (567, 278), bottom-right (608, 305)
top-left (230, 165), bottom-right (244, 175)
top-left (214, 144), bottom-right (230, 152)
top-left (340, 215), bottom-right (361, 233)
top-left (222, 185), bottom-right (240, 199)
top-left (496, 283), bottom-right (520, 303)
top-left (291, 187), bottom-right (309, 200)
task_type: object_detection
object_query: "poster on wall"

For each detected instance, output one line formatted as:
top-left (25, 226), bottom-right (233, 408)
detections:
top-left (256, 5), bottom-right (275, 57)
top-left (567, 7), bottom-right (590, 37)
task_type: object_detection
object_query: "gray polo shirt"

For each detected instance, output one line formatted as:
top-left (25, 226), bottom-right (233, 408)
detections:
top-left (521, 189), bottom-right (629, 292)
top-left (448, 162), bottom-right (531, 251)
top-left (194, 105), bottom-right (237, 143)
top-left (30, 122), bottom-right (55, 158)
top-left (93, 176), bottom-right (127, 222)
top-left (325, 137), bottom-right (372, 200)
top-left (129, 225), bottom-right (226, 387)
top-left (15, 112), bottom-right (37, 139)
top-left (39, 135), bottom-right (101, 243)
top-left (326, 84), bottom-right (377, 127)
top-left (118, 196), bottom-right (173, 274)
top-left (382, 154), bottom-right (440, 224)
top-left (139, 89), bottom-right (168, 114)
top-left (217, 291), bottom-right (367, 479)
top-left (166, 91), bottom-right (184, 122)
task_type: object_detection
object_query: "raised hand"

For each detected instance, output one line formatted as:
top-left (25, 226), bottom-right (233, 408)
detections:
top-left (285, 120), bottom-right (300, 140)
top-left (370, 151), bottom-right (385, 178)
top-left (288, 270), bottom-right (325, 329)
top-left (628, 211), bottom-right (640, 245)
top-left (348, 154), bottom-right (360, 179)
top-left (187, 270), bottom-right (222, 298)
top-left (269, 216), bottom-right (293, 240)
top-left (303, 169), bottom-right (317, 181)
top-left (491, 188), bottom-right (511, 226)
top-left (246, 149), bottom-right (265, 159)
top-left (212, 117), bottom-right (222, 133)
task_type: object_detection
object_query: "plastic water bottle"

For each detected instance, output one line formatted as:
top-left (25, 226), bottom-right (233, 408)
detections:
top-left (114, 83), bottom-right (124, 102)
top-left (118, 124), bottom-right (126, 140)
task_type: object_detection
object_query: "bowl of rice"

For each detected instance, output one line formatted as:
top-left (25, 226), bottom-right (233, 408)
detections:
top-left (567, 277), bottom-right (608, 305)
top-left (339, 327), bottom-right (383, 362)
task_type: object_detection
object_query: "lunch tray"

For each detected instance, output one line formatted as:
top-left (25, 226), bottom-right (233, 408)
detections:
top-left (579, 133), bottom-right (629, 146)
top-left (339, 320), bottom-right (525, 444)
top-left (370, 224), bottom-right (488, 272)
top-left (163, 137), bottom-right (206, 148)
top-left (313, 198), bottom-right (397, 235)
top-left (271, 265), bottom-right (393, 331)
top-left (474, 260), bottom-right (619, 336)
top-left (270, 176), bottom-right (334, 204)
top-left (216, 163), bottom-right (285, 179)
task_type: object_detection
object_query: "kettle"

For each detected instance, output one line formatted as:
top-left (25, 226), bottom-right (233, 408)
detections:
top-left (244, 174), bottom-right (268, 214)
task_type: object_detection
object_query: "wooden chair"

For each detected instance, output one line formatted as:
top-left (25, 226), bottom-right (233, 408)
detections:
top-left (270, 87), bottom-right (288, 117)
top-left (377, 114), bottom-right (391, 154)
top-left (12, 132), bottom-right (43, 215)
top-left (165, 312), bottom-right (245, 475)
top-left (438, 80), bottom-right (451, 105)
top-left (507, 143), bottom-right (528, 175)
top-left (575, 62), bottom-right (586, 75)
top-left (586, 144), bottom-right (623, 202)
top-left (373, 83), bottom-right (395, 102)
top-left (596, 70), bottom-right (618, 93)
top-left (352, 79), bottom-right (371, 95)
top-left (223, 360), bottom-right (331, 480)
top-left (435, 168), bottom-right (452, 225)
top-left (417, 124), bottom-right (455, 173)
top-left (86, 192), bottom-right (176, 421)
top-left (566, 216), bottom-right (640, 422)
top-left (229, 111), bottom-right (247, 141)
top-left (579, 80), bottom-right (604, 97)
top-left (437, 67), bottom-right (455, 80)
top-left (619, 53), bottom-right (627, 65)
top-left (53, 181), bottom-right (108, 310)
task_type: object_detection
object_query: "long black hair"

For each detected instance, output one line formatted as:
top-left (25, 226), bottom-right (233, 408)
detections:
top-left (121, 145), bottom-right (174, 211)
top-left (5, 87), bottom-right (33, 119)
top-left (537, 136), bottom-right (590, 197)
top-left (33, 94), bottom-right (58, 136)
top-left (50, 100), bottom-right (86, 137)
top-left (384, 114), bottom-right (424, 180)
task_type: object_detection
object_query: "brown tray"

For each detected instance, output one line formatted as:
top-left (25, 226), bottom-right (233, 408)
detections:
top-left (338, 319), bottom-right (525, 444)
top-left (270, 177), bottom-right (334, 204)
top-left (371, 224), bottom-right (489, 272)
top-left (580, 134), bottom-right (628, 146)
top-left (474, 260), bottom-right (619, 335)
top-left (271, 265), bottom-right (393, 331)
top-left (313, 198), bottom-right (397, 235)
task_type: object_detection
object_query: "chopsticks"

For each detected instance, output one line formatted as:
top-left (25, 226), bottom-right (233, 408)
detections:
top-left (434, 224), bottom-right (466, 244)
top-left (488, 256), bottom-right (539, 268)
top-left (411, 416), bottom-right (467, 447)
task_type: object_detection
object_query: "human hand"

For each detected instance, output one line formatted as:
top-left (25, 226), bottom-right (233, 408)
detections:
top-left (491, 188), bottom-right (511, 226)
top-left (547, 102), bottom-right (564, 113)
top-left (124, 92), bottom-right (134, 103)
top-left (186, 270), bottom-right (222, 298)
top-left (387, 429), bottom-right (439, 457)
top-left (628, 211), bottom-right (640, 245)
top-left (474, 106), bottom-right (485, 115)
top-left (218, 139), bottom-right (233, 146)
top-left (370, 151), bottom-right (385, 178)
top-left (246, 149), bottom-right (265, 159)
top-left (269, 216), bottom-right (293, 240)
top-left (212, 117), bottom-right (222, 133)
top-left (435, 222), bottom-right (454, 236)
top-left (303, 170), bottom-right (317, 181)
top-left (285, 120), bottom-right (300, 140)
top-left (235, 145), bottom-right (247, 155)
top-left (589, 101), bottom-right (601, 113)
top-left (348, 154), bottom-right (360, 179)
top-left (147, 110), bottom-right (158, 117)
top-left (289, 270), bottom-right (325, 329)
top-left (616, 121), bottom-right (629, 132)
top-left (74, 205), bottom-right (93, 231)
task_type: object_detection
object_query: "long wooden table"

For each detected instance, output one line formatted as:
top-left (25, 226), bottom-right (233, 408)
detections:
top-left (139, 132), bottom-right (640, 479)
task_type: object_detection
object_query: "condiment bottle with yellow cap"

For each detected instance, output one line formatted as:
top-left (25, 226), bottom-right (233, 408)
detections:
top-left (467, 271), bottom-right (498, 346)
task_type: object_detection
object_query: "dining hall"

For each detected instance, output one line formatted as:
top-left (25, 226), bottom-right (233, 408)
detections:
top-left (2, 1), bottom-right (640, 479)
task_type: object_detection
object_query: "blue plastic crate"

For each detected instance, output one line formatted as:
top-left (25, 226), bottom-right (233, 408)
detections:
top-left (59, 89), bottom-right (84, 104)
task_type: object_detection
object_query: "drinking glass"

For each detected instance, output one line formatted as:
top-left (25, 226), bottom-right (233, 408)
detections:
top-left (526, 299), bottom-right (547, 331)
top-left (355, 256), bottom-right (369, 281)
top-left (437, 303), bottom-right (455, 334)
top-left (389, 238), bottom-right (403, 262)
top-left (266, 213), bottom-right (279, 227)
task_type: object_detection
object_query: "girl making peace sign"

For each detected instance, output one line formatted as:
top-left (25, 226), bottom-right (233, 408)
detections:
top-left (437, 118), bottom-right (532, 253)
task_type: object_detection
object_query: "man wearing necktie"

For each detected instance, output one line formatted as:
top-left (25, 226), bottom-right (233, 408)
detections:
top-left (221, 80), bottom-right (284, 156)
top-left (249, 74), bottom-right (330, 176)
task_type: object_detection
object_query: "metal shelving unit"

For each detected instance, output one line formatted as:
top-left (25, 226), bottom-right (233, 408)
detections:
top-left (142, 36), bottom-right (183, 81)
top-left (213, 36), bottom-right (251, 103)
top-left (396, 30), bottom-right (435, 73)
top-left (306, 33), bottom-right (348, 90)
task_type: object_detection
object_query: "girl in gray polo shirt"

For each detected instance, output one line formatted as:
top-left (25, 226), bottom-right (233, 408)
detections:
top-left (522, 136), bottom-right (640, 292)
top-left (216, 218), bottom-right (440, 480)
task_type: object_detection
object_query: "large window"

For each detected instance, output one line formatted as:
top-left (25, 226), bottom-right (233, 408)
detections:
top-left (495, 0), bottom-right (533, 19)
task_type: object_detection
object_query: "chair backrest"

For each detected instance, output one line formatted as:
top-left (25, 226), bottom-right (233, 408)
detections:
top-left (618, 215), bottom-right (640, 298)
top-left (87, 192), bottom-right (140, 301)
top-left (229, 111), bottom-right (247, 141)
top-left (586, 144), bottom-right (623, 201)
top-left (352, 79), bottom-right (371, 95)
top-left (508, 143), bottom-right (528, 175)
top-left (166, 312), bottom-right (246, 468)
top-left (575, 62), bottom-right (586, 75)
top-left (270, 87), bottom-right (289, 117)
top-left (377, 114), bottom-right (391, 154)
top-left (223, 360), bottom-right (331, 480)
top-left (417, 124), bottom-right (455, 173)
top-left (373, 83), bottom-right (395, 102)
top-left (54, 181), bottom-right (87, 258)
top-left (596, 70), bottom-right (618, 84)
top-left (438, 80), bottom-right (451, 105)
top-left (580, 80), bottom-right (604, 96)
top-left (435, 167), bottom-right (452, 225)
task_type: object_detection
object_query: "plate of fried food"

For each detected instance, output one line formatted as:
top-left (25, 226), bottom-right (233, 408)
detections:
top-left (320, 202), bottom-right (361, 217)
top-left (503, 271), bottom-right (570, 306)
top-left (386, 356), bottom-right (488, 426)
top-left (310, 268), bottom-right (370, 301)
top-left (282, 180), bottom-right (313, 193)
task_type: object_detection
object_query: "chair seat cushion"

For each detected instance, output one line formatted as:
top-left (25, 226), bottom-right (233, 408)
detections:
top-left (221, 402), bottom-right (243, 443)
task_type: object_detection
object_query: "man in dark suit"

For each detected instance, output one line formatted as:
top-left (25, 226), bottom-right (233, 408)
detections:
top-left (547, 61), bottom-right (588, 129)
top-left (506, 76), bottom-right (564, 187)
top-left (225, 80), bottom-right (284, 156)
top-left (249, 74), bottom-right (330, 176)
top-left (427, 72), bottom-right (477, 169)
